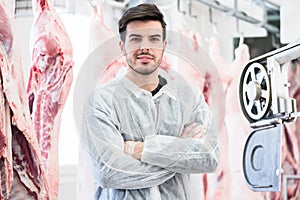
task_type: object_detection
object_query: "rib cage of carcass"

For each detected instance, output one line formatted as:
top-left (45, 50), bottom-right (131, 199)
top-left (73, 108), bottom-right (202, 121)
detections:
top-left (0, 0), bottom-right (50, 199)
top-left (0, 0), bottom-right (73, 199)
top-left (239, 39), bottom-right (300, 192)
top-left (27, 0), bottom-right (74, 199)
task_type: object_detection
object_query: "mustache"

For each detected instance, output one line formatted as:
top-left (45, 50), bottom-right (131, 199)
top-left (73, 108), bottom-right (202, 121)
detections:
top-left (135, 52), bottom-right (155, 58)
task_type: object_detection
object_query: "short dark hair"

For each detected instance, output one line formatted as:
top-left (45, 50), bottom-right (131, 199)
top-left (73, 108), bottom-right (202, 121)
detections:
top-left (118, 3), bottom-right (167, 42)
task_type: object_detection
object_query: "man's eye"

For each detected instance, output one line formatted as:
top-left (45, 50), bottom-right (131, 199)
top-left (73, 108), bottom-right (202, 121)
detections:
top-left (150, 37), bottom-right (160, 42)
top-left (130, 37), bottom-right (141, 42)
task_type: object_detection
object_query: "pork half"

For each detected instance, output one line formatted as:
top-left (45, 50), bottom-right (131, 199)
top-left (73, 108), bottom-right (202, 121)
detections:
top-left (27, 0), bottom-right (74, 198)
top-left (207, 36), bottom-right (266, 200)
top-left (0, 0), bottom-right (49, 199)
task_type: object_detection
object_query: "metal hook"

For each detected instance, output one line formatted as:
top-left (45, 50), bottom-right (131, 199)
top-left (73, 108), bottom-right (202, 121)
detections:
top-left (87, 0), bottom-right (97, 10)
top-left (209, 7), bottom-right (219, 35)
top-left (187, 0), bottom-right (197, 18)
top-left (177, 0), bottom-right (186, 14)
top-left (209, 7), bottom-right (214, 24)
top-left (236, 17), bottom-right (245, 46)
top-left (232, 0), bottom-right (244, 46)
top-left (255, 0), bottom-right (267, 28)
top-left (271, 33), bottom-right (280, 49)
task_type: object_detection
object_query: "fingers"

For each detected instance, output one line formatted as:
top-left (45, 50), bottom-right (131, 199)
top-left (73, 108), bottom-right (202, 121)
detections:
top-left (181, 122), bottom-right (198, 138)
top-left (193, 126), bottom-right (207, 138)
top-left (181, 123), bottom-right (207, 138)
top-left (124, 141), bottom-right (144, 160)
top-left (192, 125), bottom-right (206, 138)
top-left (124, 141), bottom-right (136, 155)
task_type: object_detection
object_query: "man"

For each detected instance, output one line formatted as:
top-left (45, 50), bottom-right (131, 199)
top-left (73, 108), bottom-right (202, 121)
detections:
top-left (82, 3), bottom-right (220, 199)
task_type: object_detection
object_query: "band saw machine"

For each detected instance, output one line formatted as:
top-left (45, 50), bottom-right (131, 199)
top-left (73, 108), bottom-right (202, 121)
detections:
top-left (239, 40), bottom-right (300, 192)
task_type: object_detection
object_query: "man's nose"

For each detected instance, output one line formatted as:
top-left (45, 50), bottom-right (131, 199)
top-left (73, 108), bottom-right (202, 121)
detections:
top-left (140, 39), bottom-right (150, 51)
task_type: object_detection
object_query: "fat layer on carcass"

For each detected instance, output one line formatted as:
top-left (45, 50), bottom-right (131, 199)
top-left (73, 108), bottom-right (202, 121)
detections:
top-left (0, 0), bottom-right (49, 199)
top-left (27, 0), bottom-right (74, 199)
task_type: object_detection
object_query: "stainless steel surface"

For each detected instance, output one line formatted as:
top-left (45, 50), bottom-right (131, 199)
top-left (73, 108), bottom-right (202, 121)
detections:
top-left (282, 175), bottom-right (300, 200)
top-left (240, 39), bottom-right (300, 192)
top-left (239, 40), bottom-right (300, 123)
top-left (243, 124), bottom-right (282, 191)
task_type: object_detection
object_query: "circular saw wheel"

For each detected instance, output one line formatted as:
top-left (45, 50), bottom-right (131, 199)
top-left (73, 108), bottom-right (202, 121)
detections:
top-left (239, 62), bottom-right (272, 123)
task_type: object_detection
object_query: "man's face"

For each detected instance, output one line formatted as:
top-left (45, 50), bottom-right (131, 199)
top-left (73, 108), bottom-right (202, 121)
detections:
top-left (119, 20), bottom-right (166, 76)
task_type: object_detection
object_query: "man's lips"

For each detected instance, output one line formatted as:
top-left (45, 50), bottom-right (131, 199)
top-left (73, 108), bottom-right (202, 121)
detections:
top-left (136, 54), bottom-right (153, 62)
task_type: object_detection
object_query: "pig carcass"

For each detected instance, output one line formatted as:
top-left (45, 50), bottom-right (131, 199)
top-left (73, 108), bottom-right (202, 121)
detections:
top-left (280, 59), bottom-right (300, 200)
top-left (27, 0), bottom-right (74, 198)
top-left (77, 2), bottom-right (128, 199)
top-left (0, 0), bottom-right (49, 199)
top-left (89, 0), bottom-right (128, 84)
top-left (169, 32), bottom-right (230, 200)
top-left (158, 2), bottom-right (229, 193)
top-left (207, 36), bottom-right (266, 200)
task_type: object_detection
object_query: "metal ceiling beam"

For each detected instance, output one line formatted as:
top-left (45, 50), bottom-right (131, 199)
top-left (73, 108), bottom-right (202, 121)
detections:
top-left (190, 0), bottom-right (279, 34)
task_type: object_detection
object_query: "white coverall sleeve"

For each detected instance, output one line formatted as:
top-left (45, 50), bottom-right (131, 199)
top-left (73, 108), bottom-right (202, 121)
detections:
top-left (81, 93), bottom-right (175, 190)
top-left (141, 89), bottom-right (220, 174)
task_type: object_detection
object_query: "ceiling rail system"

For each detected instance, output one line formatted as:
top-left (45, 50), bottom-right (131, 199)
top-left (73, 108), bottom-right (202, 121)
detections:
top-left (178, 0), bottom-right (280, 35)
top-left (15, 0), bottom-right (68, 16)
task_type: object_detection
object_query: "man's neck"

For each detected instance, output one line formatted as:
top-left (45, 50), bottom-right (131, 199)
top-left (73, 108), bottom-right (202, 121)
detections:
top-left (126, 70), bottom-right (159, 92)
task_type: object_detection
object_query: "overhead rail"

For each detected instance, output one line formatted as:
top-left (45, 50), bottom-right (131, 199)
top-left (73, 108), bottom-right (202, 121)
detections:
top-left (178, 0), bottom-right (280, 34)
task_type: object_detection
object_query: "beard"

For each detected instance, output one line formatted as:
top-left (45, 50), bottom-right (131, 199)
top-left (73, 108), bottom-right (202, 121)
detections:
top-left (126, 52), bottom-right (163, 75)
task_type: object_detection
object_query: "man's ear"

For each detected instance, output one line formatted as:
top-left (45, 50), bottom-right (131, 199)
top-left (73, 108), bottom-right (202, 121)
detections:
top-left (163, 40), bottom-right (167, 49)
top-left (119, 41), bottom-right (125, 55)
top-left (162, 40), bottom-right (167, 52)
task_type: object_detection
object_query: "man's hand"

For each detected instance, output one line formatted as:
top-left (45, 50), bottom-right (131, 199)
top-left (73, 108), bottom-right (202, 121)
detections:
top-left (181, 122), bottom-right (207, 139)
top-left (124, 141), bottom-right (144, 160)
top-left (124, 122), bottom-right (206, 160)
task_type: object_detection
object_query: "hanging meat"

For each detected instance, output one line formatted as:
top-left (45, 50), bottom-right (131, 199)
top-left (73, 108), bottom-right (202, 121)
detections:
top-left (0, 0), bottom-right (49, 199)
top-left (77, 1), bottom-right (128, 198)
top-left (207, 36), bottom-right (265, 200)
top-left (89, 0), bottom-right (127, 84)
top-left (148, 4), bottom-right (228, 199)
top-left (27, 0), bottom-right (74, 199)
top-left (283, 59), bottom-right (300, 200)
